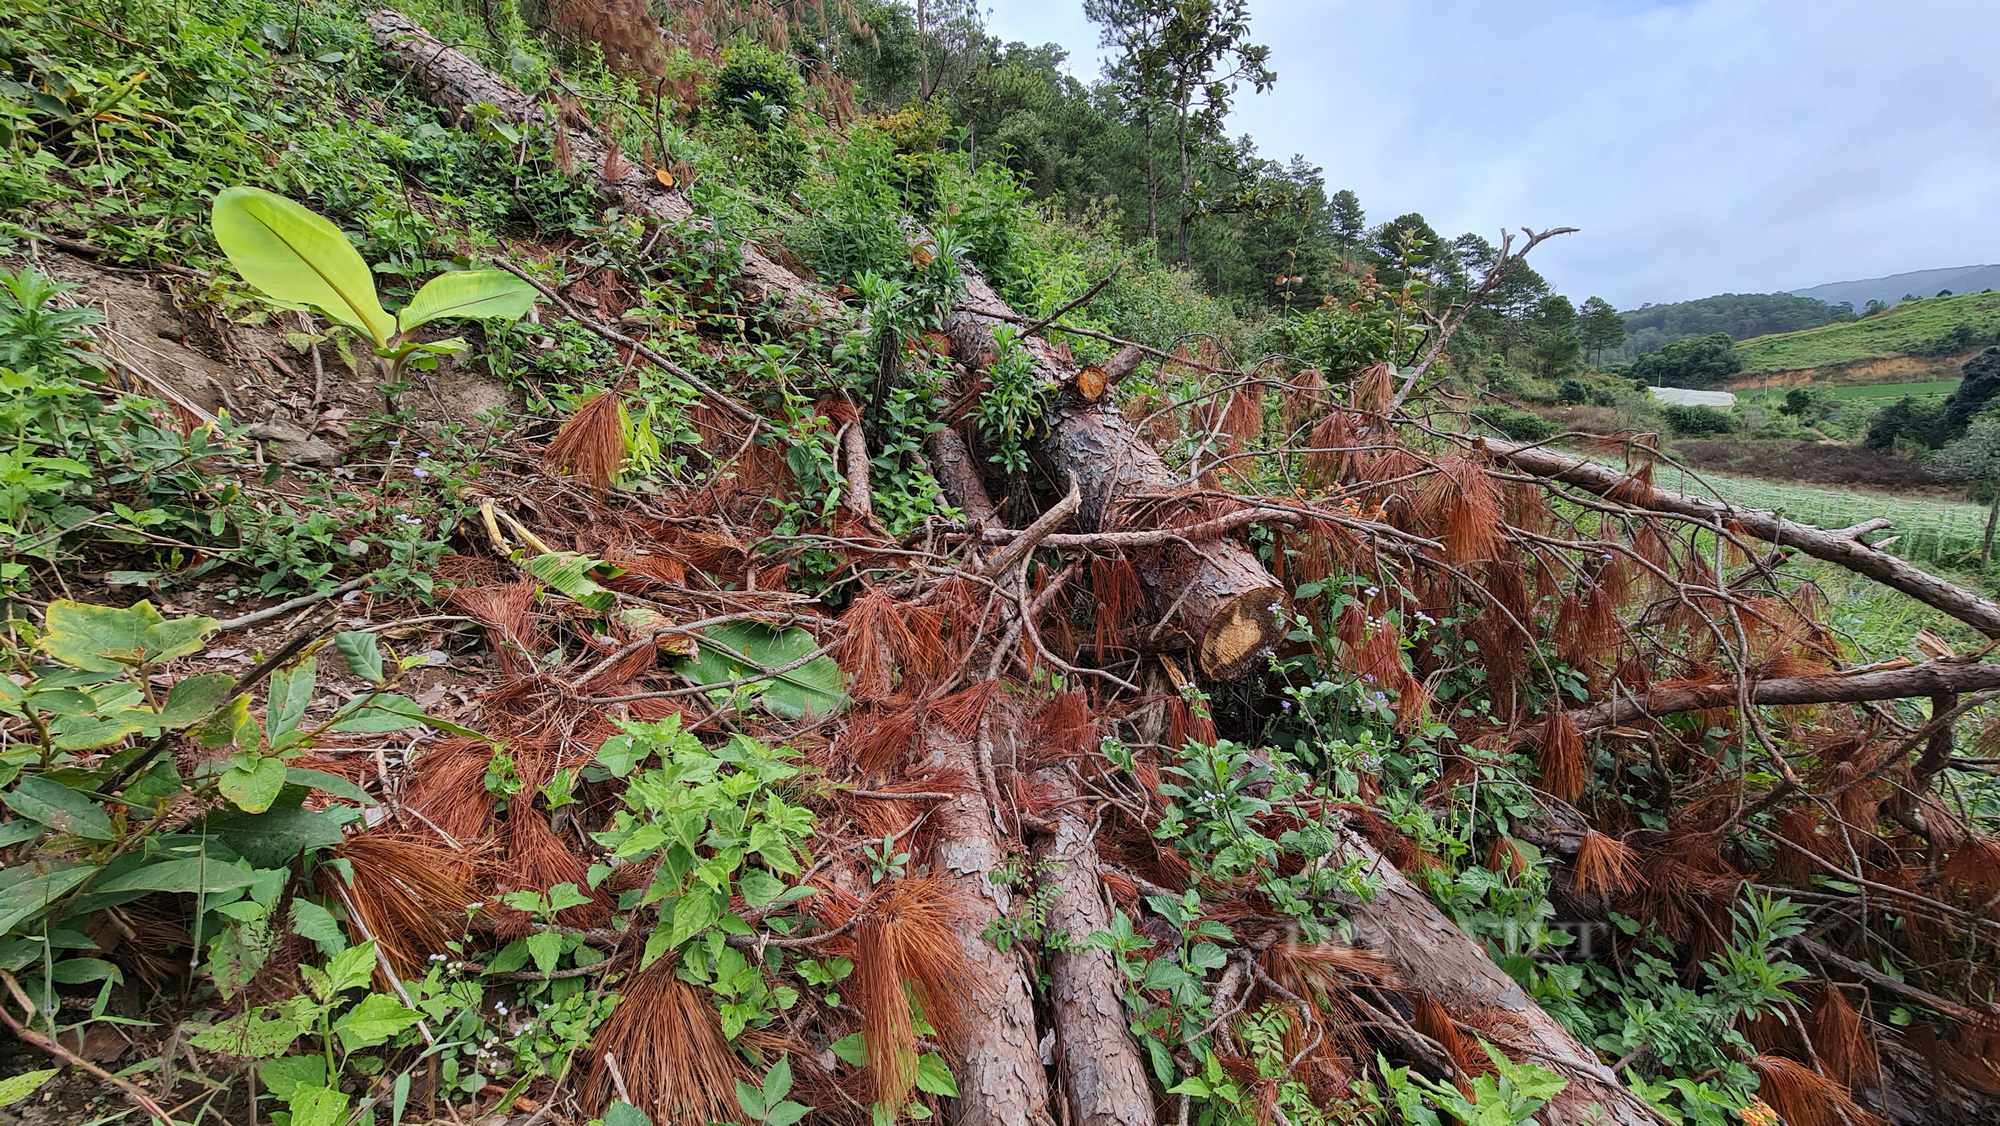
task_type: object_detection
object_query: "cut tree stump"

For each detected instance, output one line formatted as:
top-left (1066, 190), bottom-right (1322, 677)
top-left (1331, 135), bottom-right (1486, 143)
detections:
top-left (945, 281), bottom-right (1288, 680)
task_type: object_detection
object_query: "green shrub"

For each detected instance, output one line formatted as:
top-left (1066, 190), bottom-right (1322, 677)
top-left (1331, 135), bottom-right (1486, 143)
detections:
top-left (1557, 378), bottom-right (1587, 405)
top-left (1480, 405), bottom-right (1556, 442)
top-left (1664, 403), bottom-right (1735, 437)
top-left (715, 44), bottom-right (801, 130)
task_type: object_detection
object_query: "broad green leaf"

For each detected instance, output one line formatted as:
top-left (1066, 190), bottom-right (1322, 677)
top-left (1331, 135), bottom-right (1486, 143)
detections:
top-left (220, 756), bottom-right (287, 813)
top-left (545, 882), bottom-right (593, 912)
top-left (267, 657), bottom-right (317, 738)
top-left (737, 867), bottom-right (786, 909)
top-left (0, 822), bottom-right (41, 848)
top-left (199, 800), bottom-right (349, 868)
top-left (398, 269), bottom-right (538, 332)
top-left (334, 632), bottom-right (384, 684)
top-left (196, 694), bottom-right (259, 750)
top-left (158, 673), bottom-right (238, 728)
top-left (676, 623), bottom-right (845, 720)
top-left (830, 1032), bottom-right (867, 1067)
top-left (520, 552), bottom-right (617, 612)
top-left (333, 993), bottom-right (423, 1052)
top-left (327, 694), bottom-right (481, 738)
top-left (212, 186), bottom-right (395, 346)
top-left (595, 733), bottom-right (649, 778)
top-left (736, 1078), bottom-right (766, 1119)
top-left (286, 1084), bottom-right (351, 1126)
top-left (189, 1009), bottom-right (304, 1058)
top-left (525, 930), bottom-right (562, 977)
top-left (325, 940), bottom-right (380, 994)
top-left (914, 1053), bottom-right (958, 1098)
top-left (765, 1102), bottom-right (810, 1126)
top-left (258, 1056), bottom-right (327, 1100)
top-left (603, 1103), bottom-right (651, 1126)
top-left (4, 776), bottom-right (114, 840)
top-left (93, 858), bottom-right (257, 894)
top-left (668, 888), bottom-right (722, 948)
top-left (50, 956), bottom-right (120, 984)
top-left (763, 1054), bottom-right (794, 1105)
top-left (0, 1069), bottom-right (58, 1107)
top-left (285, 768), bottom-right (375, 805)
top-left (290, 899), bottom-right (347, 957)
top-left (37, 600), bottom-right (216, 672)
top-left (0, 864), bottom-right (93, 933)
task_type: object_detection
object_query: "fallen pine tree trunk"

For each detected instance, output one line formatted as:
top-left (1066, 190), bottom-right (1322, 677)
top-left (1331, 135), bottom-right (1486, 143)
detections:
top-left (1028, 771), bottom-right (1153, 1126)
top-left (1563, 656), bottom-right (2000, 733)
top-left (927, 726), bottom-right (1058, 1126)
top-left (946, 282), bottom-right (1288, 680)
top-left (1336, 830), bottom-right (1660, 1126)
top-left (1489, 438), bottom-right (2000, 638)
top-left (367, 15), bottom-right (1665, 1126)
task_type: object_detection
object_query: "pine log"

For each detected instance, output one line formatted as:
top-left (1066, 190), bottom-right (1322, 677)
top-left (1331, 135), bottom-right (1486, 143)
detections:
top-left (927, 729), bottom-right (1057, 1126)
top-left (946, 282), bottom-right (1288, 679)
top-left (1564, 657), bottom-right (2000, 734)
top-left (1490, 439), bottom-right (2000, 638)
top-left (1029, 774), bottom-right (1152, 1126)
top-left (1338, 831), bottom-right (1659, 1126)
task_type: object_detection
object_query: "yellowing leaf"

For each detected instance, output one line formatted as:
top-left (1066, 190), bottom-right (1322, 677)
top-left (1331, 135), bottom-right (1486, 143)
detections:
top-left (37, 600), bottom-right (217, 672)
top-left (397, 269), bottom-right (538, 333)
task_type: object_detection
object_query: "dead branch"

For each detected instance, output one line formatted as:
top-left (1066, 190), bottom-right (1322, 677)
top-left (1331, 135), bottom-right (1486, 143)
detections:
top-left (1491, 437), bottom-right (2000, 637)
top-left (1562, 659), bottom-right (2000, 734)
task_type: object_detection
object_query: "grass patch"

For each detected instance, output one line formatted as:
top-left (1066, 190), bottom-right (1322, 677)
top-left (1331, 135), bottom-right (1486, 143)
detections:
top-left (1734, 292), bottom-right (2000, 374)
top-left (1663, 465), bottom-right (1991, 572)
top-left (1825, 379), bottom-right (1962, 402)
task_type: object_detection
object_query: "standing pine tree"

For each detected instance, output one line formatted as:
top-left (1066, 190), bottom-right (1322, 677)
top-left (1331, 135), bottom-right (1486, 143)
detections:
top-left (1577, 296), bottom-right (1626, 366)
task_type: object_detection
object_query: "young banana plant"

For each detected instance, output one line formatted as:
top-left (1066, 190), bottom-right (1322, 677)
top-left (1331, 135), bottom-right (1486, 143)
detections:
top-left (210, 185), bottom-right (539, 383)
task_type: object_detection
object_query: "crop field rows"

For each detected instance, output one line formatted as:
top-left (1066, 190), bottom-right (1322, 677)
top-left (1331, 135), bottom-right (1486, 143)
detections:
top-left (1659, 466), bottom-right (1992, 571)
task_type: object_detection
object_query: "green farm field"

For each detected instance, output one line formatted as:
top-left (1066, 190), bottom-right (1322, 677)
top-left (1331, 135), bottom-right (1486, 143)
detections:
top-left (1654, 464), bottom-right (1992, 572)
top-left (1733, 290), bottom-right (2000, 374)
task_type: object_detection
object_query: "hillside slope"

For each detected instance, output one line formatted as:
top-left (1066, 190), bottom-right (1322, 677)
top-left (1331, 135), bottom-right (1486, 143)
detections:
top-left (1727, 289), bottom-right (2000, 384)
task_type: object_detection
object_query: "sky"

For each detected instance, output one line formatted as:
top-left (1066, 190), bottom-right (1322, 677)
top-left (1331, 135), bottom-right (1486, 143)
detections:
top-left (980, 0), bottom-right (2000, 309)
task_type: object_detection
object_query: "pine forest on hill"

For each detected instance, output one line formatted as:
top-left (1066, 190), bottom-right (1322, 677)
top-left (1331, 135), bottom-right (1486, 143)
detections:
top-left (4, 4), bottom-right (2000, 1126)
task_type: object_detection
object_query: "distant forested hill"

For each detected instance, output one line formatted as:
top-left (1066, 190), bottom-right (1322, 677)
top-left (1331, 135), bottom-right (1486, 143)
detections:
top-left (1618, 292), bottom-right (1838, 359)
top-left (1792, 264), bottom-right (2000, 310)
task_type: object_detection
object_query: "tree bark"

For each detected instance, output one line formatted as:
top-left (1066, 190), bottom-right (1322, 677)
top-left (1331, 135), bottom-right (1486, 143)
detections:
top-left (1562, 657), bottom-right (2000, 734)
top-left (929, 427), bottom-right (1000, 532)
top-left (928, 728), bottom-right (1057, 1126)
top-left (1491, 439), bottom-right (2000, 638)
top-left (1337, 831), bottom-right (1658, 1126)
top-left (1030, 774), bottom-right (1153, 1126)
top-left (947, 279), bottom-right (1288, 680)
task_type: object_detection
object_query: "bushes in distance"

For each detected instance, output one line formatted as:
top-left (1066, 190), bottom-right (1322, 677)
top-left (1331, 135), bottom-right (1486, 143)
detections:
top-left (1630, 332), bottom-right (1742, 388)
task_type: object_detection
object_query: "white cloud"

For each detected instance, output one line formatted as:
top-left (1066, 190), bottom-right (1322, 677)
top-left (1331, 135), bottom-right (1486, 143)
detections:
top-left (986, 0), bottom-right (2000, 307)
